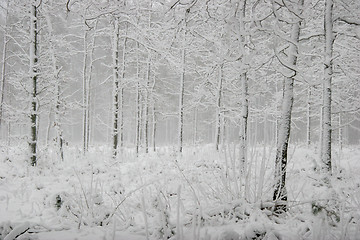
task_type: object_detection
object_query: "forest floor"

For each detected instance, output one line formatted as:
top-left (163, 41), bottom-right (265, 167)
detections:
top-left (0, 144), bottom-right (359, 240)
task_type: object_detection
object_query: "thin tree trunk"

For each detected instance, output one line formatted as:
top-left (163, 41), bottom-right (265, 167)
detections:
top-left (215, 64), bottom-right (223, 151)
top-left (119, 32), bottom-right (126, 150)
top-left (152, 104), bottom-right (156, 152)
top-left (135, 79), bottom-right (141, 156)
top-left (322, 0), bottom-right (333, 173)
top-left (273, 0), bottom-right (303, 212)
top-left (178, 15), bottom-right (186, 154)
top-left (46, 109), bottom-right (51, 146)
top-left (144, 57), bottom-right (151, 154)
top-left (193, 107), bottom-right (198, 148)
top-left (30, 2), bottom-right (38, 166)
top-left (86, 20), bottom-right (98, 151)
top-left (306, 85), bottom-right (311, 146)
top-left (82, 26), bottom-right (88, 154)
top-left (112, 18), bottom-right (120, 158)
top-left (338, 113), bottom-right (342, 150)
top-left (135, 41), bottom-right (141, 156)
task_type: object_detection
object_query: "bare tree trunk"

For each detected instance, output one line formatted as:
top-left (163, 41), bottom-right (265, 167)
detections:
top-left (215, 64), bottom-right (223, 151)
top-left (193, 107), bottom-right (198, 148)
top-left (306, 85), bottom-right (311, 146)
top-left (0, 0), bottom-right (9, 134)
top-left (45, 7), bottom-right (64, 161)
top-left (239, 0), bottom-right (249, 172)
top-left (178, 14), bottom-right (187, 154)
top-left (239, 72), bottom-right (248, 170)
top-left (112, 19), bottom-right (120, 158)
top-left (273, 0), bottom-right (303, 212)
top-left (152, 104), bottom-right (156, 152)
top-left (135, 42), bottom-right (141, 156)
top-left (338, 113), bottom-right (342, 150)
top-left (119, 33), bottom-right (126, 150)
top-left (144, 57), bottom-right (151, 154)
top-left (82, 26), bottom-right (88, 154)
top-left (86, 20), bottom-right (98, 151)
top-left (136, 80), bottom-right (141, 156)
top-left (30, 2), bottom-right (39, 166)
top-left (322, 0), bottom-right (333, 173)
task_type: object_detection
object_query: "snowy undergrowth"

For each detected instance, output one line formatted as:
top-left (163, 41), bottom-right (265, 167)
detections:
top-left (0, 144), bottom-right (359, 239)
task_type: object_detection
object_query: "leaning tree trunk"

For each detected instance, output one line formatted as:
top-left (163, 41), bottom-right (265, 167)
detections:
top-left (30, 2), bottom-right (38, 166)
top-left (0, 0), bottom-right (9, 134)
top-left (322, 0), bottom-right (333, 173)
top-left (273, 0), bottom-right (303, 212)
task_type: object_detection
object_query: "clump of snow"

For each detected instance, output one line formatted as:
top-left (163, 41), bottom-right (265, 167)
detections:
top-left (218, 229), bottom-right (240, 240)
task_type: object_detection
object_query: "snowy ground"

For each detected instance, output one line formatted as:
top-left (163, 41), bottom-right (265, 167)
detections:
top-left (0, 144), bottom-right (359, 240)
